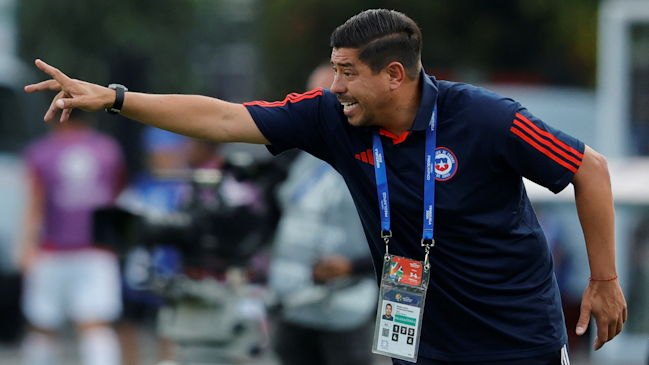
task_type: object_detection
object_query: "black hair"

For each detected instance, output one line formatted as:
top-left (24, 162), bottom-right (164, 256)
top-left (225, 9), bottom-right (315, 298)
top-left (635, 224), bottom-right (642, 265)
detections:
top-left (330, 9), bottom-right (422, 80)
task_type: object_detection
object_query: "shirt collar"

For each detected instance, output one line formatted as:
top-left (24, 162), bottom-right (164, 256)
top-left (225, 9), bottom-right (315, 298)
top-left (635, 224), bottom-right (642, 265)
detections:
top-left (411, 68), bottom-right (439, 132)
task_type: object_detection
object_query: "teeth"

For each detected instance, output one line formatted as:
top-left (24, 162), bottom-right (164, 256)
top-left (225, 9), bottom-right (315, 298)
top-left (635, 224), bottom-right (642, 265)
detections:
top-left (341, 101), bottom-right (358, 110)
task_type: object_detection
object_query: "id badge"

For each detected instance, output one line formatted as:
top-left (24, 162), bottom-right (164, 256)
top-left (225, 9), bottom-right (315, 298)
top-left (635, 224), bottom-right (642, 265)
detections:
top-left (372, 254), bottom-right (429, 363)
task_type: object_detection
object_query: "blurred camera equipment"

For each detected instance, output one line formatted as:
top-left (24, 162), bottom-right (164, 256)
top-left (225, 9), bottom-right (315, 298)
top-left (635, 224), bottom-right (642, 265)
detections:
top-left (94, 158), bottom-right (275, 364)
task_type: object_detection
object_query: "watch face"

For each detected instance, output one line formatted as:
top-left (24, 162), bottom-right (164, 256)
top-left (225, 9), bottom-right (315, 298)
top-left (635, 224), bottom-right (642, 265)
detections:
top-left (108, 83), bottom-right (128, 91)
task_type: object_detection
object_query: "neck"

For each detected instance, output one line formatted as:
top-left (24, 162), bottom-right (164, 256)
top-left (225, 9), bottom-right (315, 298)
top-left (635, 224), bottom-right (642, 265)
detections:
top-left (379, 78), bottom-right (422, 136)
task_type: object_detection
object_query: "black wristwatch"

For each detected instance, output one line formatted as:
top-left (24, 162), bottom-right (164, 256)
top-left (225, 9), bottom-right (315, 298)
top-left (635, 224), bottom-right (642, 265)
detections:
top-left (106, 84), bottom-right (128, 115)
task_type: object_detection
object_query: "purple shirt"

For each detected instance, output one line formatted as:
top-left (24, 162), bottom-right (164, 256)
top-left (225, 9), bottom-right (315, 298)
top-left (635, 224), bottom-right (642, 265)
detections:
top-left (24, 129), bottom-right (126, 250)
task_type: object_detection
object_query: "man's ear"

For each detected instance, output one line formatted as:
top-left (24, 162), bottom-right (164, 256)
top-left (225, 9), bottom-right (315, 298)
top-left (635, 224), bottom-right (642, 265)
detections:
top-left (386, 62), bottom-right (406, 90)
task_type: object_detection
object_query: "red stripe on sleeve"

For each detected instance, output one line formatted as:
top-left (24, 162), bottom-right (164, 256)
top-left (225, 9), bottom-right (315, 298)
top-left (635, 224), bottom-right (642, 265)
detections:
top-left (243, 89), bottom-right (323, 108)
top-left (515, 113), bottom-right (584, 159)
top-left (512, 120), bottom-right (582, 167)
top-left (510, 127), bottom-right (578, 173)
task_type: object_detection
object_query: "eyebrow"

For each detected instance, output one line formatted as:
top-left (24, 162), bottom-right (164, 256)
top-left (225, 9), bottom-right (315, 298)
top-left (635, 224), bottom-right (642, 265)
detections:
top-left (331, 61), bottom-right (356, 68)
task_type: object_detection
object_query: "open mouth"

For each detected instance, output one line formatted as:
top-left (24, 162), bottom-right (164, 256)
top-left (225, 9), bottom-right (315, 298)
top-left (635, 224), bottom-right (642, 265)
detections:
top-left (341, 101), bottom-right (358, 113)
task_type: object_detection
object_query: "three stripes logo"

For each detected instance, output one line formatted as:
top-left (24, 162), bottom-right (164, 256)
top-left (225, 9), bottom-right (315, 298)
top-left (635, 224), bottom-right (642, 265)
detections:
top-left (355, 149), bottom-right (375, 165)
top-left (560, 344), bottom-right (570, 365)
top-left (510, 113), bottom-right (583, 173)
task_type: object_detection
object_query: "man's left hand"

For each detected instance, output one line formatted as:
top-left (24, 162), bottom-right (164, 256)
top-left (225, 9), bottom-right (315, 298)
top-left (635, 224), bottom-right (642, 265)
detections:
top-left (576, 279), bottom-right (627, 350)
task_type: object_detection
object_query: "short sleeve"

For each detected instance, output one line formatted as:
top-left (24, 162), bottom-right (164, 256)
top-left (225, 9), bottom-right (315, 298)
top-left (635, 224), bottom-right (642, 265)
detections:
top-left (244, 88), bottom-right (335, 159)
top-left (502, 107), bottom-right (585, 193)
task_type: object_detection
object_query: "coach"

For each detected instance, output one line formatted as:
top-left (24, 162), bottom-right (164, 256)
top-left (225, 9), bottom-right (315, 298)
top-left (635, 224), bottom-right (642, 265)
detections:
top-left (25, 9), bottom-right (626, 365)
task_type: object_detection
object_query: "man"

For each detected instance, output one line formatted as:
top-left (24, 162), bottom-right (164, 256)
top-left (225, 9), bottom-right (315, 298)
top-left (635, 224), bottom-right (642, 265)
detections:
top-left (383, 304), bottom-right (394, 321)
top-left (18, 110), bottom-right (126, 365)
top-left (268, 64), bottom-right (377, 365)
top-left (25, 9), bottom-right (626, 365)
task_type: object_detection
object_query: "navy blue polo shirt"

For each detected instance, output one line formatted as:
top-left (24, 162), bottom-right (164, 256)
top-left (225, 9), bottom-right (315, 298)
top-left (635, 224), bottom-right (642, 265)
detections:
top-left (245, 72), bottom-right (583, 362)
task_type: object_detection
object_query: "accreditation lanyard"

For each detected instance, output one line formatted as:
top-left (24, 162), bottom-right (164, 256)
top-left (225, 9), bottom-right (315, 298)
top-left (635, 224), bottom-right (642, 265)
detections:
top-left (370, 103), bottom-right (437, 363)
top-left (371, 103), bottom-right (437, 265)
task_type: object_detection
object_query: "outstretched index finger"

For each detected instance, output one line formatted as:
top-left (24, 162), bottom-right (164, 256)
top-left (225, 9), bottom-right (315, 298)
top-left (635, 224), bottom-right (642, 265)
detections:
top-left (34, 59), bottom-right (75, 90)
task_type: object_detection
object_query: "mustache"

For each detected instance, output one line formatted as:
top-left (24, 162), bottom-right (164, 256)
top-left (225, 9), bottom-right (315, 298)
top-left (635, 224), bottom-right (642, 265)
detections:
top-left (337, 95), bottom-right (356, 103)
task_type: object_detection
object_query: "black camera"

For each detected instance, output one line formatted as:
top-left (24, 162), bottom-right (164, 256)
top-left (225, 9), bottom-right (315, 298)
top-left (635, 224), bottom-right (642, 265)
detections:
top-left (93, 165), bottom-right (273, 270)
top-left (92, 161), bottom-right (281, 363)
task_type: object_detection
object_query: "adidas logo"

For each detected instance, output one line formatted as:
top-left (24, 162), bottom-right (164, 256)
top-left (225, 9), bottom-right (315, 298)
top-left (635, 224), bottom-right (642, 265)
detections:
top-left (355, 149), bottom-right (375, 165)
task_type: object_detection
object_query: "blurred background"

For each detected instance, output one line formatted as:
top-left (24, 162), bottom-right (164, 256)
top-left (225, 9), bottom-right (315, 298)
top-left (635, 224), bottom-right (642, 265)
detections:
top-left (1, 0), bottom-right (649, 364)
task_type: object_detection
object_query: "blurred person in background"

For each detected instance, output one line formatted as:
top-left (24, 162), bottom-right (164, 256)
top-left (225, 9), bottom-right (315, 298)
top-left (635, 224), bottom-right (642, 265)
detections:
top-left (268, 64), bottom-right (377, 365)
top-left (115, 126), bottom-right (188, 365)
top-left (17, 109), bottom-right (127, 365)
top-left (25, 8), bottom-right (628, 365)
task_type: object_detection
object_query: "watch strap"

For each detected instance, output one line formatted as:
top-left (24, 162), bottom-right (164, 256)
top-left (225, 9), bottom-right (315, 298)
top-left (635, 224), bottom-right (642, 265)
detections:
top-left (106, 84), bottom-right (128, 115)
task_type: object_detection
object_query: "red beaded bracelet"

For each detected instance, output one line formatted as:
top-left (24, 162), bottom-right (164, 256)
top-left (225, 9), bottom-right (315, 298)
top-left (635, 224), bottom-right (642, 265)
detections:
top-left (589, 275), bottom-right (618, 282)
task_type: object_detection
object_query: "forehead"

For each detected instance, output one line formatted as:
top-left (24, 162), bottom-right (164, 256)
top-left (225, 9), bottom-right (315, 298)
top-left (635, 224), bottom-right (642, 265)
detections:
top-left (331, 47), bottom-right (363, 67)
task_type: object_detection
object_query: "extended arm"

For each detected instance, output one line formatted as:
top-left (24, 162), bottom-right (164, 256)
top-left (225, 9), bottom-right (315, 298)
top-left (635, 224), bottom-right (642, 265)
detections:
top-left (24, 59), bottom-right (270, 144)
top-left (572, 145), bottom-right (627, 350)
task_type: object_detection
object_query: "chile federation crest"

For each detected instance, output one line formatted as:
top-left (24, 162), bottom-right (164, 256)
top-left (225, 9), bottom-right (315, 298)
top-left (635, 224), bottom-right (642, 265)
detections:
top-left (434, 147), bottom-right (457, 181)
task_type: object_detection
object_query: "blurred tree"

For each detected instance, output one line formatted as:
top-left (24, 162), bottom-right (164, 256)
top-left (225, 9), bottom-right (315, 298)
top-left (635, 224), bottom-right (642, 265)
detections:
top-left (17, 0), bottom-right (261, 173)
top-left (18, 0), bottom-right (199, 94)
top-left (18, 0), bottom-right (600, 105)
top-left (258, 0), bottom-right (599, 100)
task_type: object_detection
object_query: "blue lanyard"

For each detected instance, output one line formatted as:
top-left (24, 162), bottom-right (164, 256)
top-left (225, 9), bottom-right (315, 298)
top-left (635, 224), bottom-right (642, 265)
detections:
top-left (372, 104), bottom-right (438, 262)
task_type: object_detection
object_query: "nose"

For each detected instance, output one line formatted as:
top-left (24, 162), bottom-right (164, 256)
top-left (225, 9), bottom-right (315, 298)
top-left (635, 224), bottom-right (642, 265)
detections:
top-left (330, 72), bottom-right (346, 95)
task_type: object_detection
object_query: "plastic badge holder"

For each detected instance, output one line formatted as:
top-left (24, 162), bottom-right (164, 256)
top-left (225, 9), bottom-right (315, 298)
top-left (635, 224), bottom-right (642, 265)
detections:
top-left (372, 254), bottom-right (429, 363)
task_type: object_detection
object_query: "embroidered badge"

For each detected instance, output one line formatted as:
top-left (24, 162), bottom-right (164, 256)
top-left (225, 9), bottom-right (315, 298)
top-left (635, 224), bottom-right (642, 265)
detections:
top-left (434, 147), bottom-right (458, 181)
